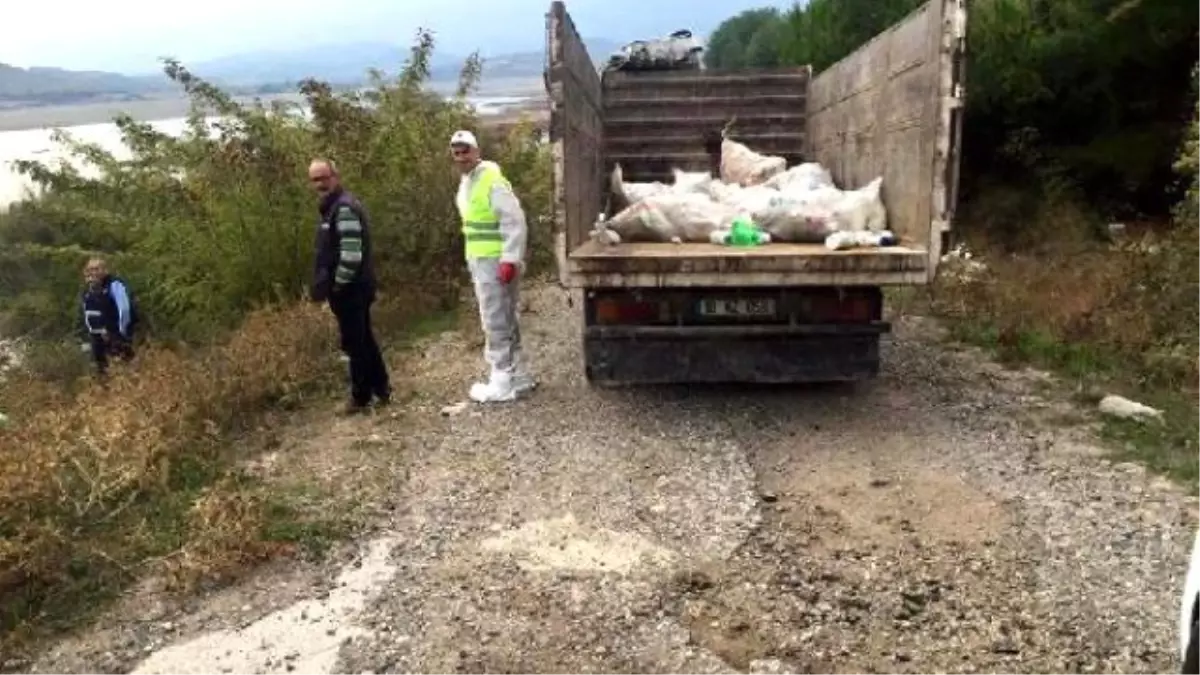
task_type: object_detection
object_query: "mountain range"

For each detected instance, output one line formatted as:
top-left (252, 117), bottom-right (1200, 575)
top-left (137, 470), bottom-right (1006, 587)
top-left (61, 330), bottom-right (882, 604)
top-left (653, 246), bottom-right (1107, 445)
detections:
top-left (0, 0), bottom-right (799, 107)
top-left (0, 37), bottom-right (625, 107)
top-left (178, 38), bottom-right (627, 87)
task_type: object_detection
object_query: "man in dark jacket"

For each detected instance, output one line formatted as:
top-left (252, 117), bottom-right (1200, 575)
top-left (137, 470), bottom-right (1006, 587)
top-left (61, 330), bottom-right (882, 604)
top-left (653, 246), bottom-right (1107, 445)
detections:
top-left (80, 257), bottom-right (137, 375)
top-left (308, 158), bottom-right (391, 414)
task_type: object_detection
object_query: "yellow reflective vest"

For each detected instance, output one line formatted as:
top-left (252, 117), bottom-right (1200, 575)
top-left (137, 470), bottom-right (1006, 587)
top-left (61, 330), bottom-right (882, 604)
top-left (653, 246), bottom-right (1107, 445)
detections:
top-left (459, 163), bottom-right (510, 259)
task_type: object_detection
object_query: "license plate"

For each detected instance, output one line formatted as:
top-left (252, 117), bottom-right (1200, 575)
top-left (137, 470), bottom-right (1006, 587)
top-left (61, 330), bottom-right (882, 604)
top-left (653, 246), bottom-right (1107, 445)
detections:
top-left (697, 297), bottom-right (777, 318)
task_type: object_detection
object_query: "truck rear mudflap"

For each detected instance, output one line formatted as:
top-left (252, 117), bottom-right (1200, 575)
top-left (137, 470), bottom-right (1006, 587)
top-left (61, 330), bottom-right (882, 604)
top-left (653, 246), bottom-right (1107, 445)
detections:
top-left (584, 323), bottom-right (889, 385)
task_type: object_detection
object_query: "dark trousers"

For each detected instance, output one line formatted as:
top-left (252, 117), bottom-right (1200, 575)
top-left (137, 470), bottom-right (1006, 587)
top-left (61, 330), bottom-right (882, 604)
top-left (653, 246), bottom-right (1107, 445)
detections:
top-left (329, 291), bottom-right (390, 405)
top-left (91, 333), bottom-right (134, 374)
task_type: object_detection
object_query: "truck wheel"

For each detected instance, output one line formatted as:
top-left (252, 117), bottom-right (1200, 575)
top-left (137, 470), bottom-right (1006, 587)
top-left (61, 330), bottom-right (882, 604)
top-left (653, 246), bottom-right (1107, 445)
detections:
top-left (1180, 619), bottom-right (1200, 672)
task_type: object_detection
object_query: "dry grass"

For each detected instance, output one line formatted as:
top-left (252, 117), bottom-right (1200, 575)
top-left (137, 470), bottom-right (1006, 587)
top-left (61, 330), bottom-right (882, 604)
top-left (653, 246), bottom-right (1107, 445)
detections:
top-left (936, 246), bottom-right (1152, 362)
top-left (0, 36), bottom-right (553, 665)
top-left (926, 181), bottom-right (1180, 381)
top-left (936, 228), bottom-right (1200, 485)
top-left (929, 188), bottom-right (1198, 484)
top-left (0, 293), bottom-right (440, 659)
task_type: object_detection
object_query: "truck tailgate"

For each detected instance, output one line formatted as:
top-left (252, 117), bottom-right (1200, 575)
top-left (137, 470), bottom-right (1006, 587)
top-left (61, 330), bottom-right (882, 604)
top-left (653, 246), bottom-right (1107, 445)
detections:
top-left (567, 240), bottom-right (927, 287)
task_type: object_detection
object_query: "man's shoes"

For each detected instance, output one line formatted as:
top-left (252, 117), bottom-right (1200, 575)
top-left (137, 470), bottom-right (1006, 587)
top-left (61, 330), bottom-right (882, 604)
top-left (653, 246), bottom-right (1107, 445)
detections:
top-left (469, 371), bottom-right (517, 403)
top-left (513, 371), bottom-right (537, 395)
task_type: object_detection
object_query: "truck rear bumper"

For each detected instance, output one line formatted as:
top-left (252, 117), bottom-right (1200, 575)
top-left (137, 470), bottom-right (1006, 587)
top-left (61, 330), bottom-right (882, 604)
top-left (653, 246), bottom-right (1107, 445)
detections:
top-left (583, 322), bottom-right (890, 385)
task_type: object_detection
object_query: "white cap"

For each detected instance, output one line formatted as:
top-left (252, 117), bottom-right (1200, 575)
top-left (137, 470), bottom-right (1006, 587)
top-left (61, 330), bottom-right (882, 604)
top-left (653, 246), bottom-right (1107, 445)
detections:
top-left (449, 130), bottom-right (478, 148)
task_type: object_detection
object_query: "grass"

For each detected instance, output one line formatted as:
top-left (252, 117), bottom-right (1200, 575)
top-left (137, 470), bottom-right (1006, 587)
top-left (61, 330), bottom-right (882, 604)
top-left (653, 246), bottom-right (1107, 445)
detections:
top-left (943, 314), bottom-right (1198, 487)
top-left (0, 293), bottom-right (455, 665)
top-left (0, 30), bottom-right (555, 669)
top-left (928, 186), bottom-right (1198, 487)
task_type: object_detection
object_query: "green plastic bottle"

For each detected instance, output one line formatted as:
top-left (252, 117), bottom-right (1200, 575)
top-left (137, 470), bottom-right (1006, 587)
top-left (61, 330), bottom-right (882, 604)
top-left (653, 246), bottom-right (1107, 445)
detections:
top-left (728, 216), bottom-right (765, 247)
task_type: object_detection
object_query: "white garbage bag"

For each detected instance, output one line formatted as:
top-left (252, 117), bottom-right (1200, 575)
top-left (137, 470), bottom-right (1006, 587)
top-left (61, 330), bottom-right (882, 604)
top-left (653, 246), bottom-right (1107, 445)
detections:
top-left (611, 163), bottom-right (669, 205)
top-left (756, 199), bottom-right (840, 243)
top-left (774, 182), bottom-right (842, 208)
top-left (719, 138), bottom-right (787, 187)
top-left (605, 30), bottom-right (704, 73)
top-left (707, 180), bottom-right (778, 211)
top-left (829, 176), bottom-right (887, 232)
top-left (708, 180), bottom-right (838, 243)
top-left (670, 168), bottom-right (714, 195)
top-left (591, 193), bottom-right (740, 245)
top-left (763, 162), bottom-right (835, 192)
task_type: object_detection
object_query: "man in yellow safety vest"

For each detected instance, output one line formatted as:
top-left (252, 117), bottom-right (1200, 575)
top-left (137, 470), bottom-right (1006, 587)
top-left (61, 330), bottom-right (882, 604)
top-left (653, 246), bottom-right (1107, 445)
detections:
top-left (450, 129), bottom-right (536, 402)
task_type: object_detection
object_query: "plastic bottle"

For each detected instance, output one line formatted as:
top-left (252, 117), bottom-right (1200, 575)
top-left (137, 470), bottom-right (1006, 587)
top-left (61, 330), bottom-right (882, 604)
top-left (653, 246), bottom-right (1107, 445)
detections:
top-left (728, 216), bottom-right (765, 247)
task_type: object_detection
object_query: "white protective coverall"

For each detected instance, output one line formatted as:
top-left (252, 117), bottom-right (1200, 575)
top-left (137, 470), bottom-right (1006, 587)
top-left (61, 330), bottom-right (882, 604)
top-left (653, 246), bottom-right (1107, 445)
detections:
top-left (456, 159), bottom-right (535, 402)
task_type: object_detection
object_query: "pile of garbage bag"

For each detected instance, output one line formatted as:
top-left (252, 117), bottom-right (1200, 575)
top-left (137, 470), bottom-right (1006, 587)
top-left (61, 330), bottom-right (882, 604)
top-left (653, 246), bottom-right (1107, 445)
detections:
top-left (595, 136), bottom-right (893, 250)
top-left (603, 30), bottom-right (704, 74)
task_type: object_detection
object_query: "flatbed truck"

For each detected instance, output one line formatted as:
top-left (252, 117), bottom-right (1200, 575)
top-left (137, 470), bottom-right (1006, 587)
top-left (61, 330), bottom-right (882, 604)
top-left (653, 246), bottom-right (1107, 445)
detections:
top-left (544, 0), bottom-right (967, 384)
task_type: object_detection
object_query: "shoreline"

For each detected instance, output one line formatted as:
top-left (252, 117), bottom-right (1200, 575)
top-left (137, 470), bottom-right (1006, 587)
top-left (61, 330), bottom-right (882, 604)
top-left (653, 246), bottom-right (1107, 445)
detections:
top-left (0, 91), bottom-right (549, 211)
top-left (482, 99), bottom-right (550, 129)
top-left (0, 76), bottom-right (547, 133)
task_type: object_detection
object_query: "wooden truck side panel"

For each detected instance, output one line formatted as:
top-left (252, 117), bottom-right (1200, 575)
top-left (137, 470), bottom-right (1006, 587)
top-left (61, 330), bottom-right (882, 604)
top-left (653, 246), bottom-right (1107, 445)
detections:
top-left (806, 0), bottom-right (967, 279)
top-left (545, 1), bottom-right (604, 277)
top-left (545, 0), bottom-right (967, 288)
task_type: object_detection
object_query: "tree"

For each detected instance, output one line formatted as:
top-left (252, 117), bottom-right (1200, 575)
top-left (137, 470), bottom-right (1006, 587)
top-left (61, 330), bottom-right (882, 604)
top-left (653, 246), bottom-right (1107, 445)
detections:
top-left (744, 17), bottom-right (788, 68)
top-left (705, 8), bottom-right (784, 70)
top-left (709, 0), bottom-right (1199, 220)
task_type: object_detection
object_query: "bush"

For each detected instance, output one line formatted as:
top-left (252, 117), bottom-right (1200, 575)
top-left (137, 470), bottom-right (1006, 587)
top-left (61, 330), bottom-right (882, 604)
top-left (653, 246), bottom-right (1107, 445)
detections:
top-left (932, 61), bottom-right (1199, 397)
top-left (707, 0), bottom-right (1198, 228)
top-left (0, 303), bottom-right (335, 646)
top-left (0, 30), bottom-right (553, 344)
top-left (0, 29), bottom-right (554, 658)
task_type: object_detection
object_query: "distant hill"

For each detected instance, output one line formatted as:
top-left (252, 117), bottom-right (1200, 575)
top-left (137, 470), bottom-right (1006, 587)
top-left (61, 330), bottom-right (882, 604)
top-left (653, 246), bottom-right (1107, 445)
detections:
top-left (0, 62), bottom-right (304, 108)
top-left (182, 37), bottom-right (625, 87)
top-left (0, 63), bottom-right (170, 107)
top-left (0, 37), bottom-right (625, 109)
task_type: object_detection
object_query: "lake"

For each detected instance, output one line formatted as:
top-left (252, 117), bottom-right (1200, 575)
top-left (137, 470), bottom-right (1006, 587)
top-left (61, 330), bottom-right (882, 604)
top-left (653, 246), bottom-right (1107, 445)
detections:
top-left (0, 94), bottom-right (536, 211)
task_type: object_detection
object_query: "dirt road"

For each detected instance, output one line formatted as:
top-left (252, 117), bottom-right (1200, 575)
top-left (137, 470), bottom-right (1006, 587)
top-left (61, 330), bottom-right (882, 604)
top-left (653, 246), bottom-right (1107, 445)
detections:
top-left (33, 283), bottom-right (1196, 674)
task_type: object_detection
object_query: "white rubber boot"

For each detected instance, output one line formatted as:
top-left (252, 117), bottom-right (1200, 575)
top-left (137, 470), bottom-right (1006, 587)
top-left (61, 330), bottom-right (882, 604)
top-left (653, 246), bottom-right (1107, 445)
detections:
top-left (511, 352), bottom-right (536, 395)
top-left (469, 370), bottom-right (517, 403)
top-left (512, 369), bottom-right (537, 395)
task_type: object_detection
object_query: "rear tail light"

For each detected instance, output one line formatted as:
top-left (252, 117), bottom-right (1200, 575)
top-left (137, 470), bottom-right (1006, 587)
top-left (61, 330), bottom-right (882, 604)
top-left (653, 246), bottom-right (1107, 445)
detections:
top-left (594, 298), bottom-right (665, 325)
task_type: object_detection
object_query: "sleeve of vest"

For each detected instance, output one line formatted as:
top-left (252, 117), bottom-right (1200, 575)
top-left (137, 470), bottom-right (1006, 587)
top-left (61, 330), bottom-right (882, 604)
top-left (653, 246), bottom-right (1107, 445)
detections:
top-left (333, 205), bottom-right (364, 286)
top-left (489, 179), bottom-right (527, 265)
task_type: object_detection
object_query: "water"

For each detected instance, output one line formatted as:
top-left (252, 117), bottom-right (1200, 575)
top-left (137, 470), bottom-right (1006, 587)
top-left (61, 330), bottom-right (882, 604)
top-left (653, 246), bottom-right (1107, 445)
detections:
top-left (0, 95), bottom-right (529, 210)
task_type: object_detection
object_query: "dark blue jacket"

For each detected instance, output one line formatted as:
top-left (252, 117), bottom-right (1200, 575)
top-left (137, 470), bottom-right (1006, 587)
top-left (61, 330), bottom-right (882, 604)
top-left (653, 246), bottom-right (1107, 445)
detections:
top-left (81, 275), bottom-right (136, 340)
top-left (311, 188), bottom-right (376, 302)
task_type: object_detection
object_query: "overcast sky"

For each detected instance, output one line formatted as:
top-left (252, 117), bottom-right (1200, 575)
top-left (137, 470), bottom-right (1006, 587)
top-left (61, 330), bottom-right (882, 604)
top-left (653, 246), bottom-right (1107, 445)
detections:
top-left (6, 0), bottom-right (798, 73)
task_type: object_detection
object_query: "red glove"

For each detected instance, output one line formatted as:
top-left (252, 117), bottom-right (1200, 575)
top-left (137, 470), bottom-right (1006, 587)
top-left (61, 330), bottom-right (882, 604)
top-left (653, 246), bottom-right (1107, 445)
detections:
top-left (498, 262), bottom-right (518, 284)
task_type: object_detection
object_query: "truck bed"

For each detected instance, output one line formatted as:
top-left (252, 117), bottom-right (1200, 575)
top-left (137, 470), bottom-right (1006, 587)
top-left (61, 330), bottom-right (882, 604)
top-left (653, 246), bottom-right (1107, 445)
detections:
top-left (567, 239), bottom-right (928, 287)
top-left (545, 0), bottom-right (966, 288)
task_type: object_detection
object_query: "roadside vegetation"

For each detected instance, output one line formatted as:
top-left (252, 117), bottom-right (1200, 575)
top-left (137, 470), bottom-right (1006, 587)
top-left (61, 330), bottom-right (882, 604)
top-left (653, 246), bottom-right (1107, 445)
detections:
top-left (708, 0), bottom-right (1199, 484)
top-left (0, 32), bottom-right (552, 662)
top-left (1, 0), bottom-right (1196, 664)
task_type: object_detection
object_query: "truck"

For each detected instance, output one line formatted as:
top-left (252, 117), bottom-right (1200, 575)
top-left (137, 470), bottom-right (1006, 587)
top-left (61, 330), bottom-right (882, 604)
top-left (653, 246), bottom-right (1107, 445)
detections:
top-left (544, 0), bottom-right (968, 385)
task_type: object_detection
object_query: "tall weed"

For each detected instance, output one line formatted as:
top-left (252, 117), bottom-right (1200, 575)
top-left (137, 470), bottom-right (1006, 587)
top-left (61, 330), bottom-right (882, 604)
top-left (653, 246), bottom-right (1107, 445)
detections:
top-left (0, 30), bottom-right (553, 659)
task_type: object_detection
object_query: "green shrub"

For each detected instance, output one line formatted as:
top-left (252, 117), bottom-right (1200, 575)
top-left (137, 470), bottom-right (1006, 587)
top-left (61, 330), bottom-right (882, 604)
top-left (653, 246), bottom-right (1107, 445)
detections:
top-left (0, 30), bottom-right (553, 344)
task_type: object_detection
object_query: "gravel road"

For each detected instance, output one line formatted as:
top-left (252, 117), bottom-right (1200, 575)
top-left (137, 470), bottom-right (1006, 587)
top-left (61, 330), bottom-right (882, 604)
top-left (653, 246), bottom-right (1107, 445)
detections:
top-left (31, 282), bottom-right (1197, 674)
